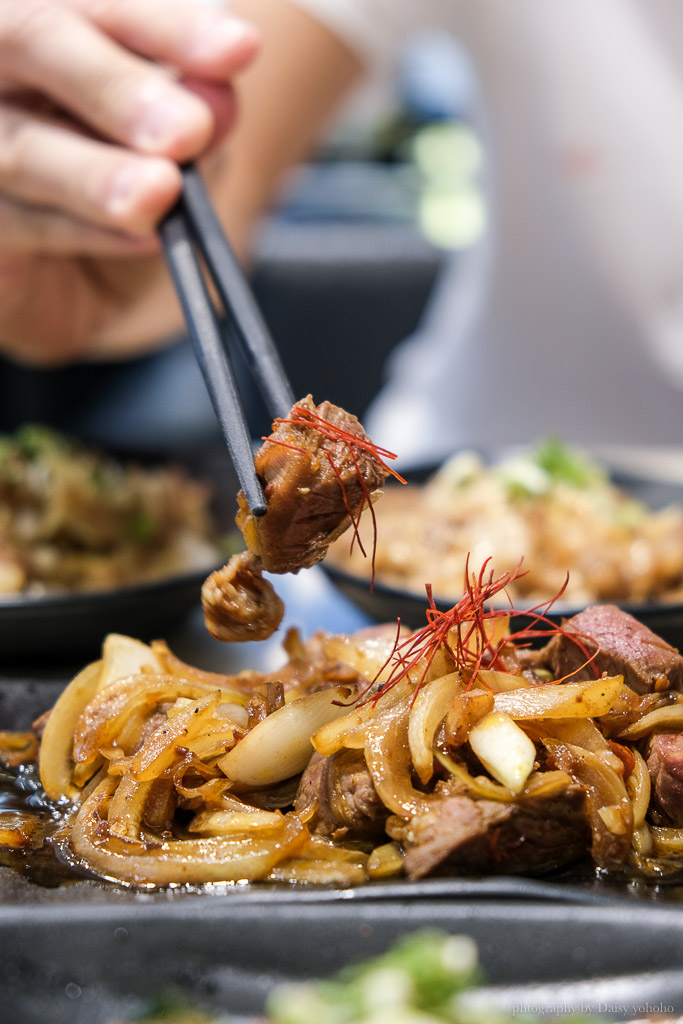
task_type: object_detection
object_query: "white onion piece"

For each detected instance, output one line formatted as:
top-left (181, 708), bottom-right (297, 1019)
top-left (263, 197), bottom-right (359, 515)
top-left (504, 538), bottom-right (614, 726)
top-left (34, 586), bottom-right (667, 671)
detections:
top-left (99, 634), bottom-right (162, 691)
top-left (468, 712), bottom-right (536, 793)
top-left (39, 659), bottom-right (103, 801)
top-left (477, 668), bottom-right (527, 692)
top-left (408, 672), bottom-right (463, 784)
top-left (493, 677), bottom-right (623, 720)
top-left (218, 685), bottom-right (354, 786)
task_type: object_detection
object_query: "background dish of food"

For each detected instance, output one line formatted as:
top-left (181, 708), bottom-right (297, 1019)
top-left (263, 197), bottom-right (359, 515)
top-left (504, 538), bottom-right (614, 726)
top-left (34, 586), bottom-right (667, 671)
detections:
top-left (0, 430), bottom-right (242, 661)
top-left (0, 426), bottom-right (223, 597)
top-left (324, 445), bottom-right (683, 647)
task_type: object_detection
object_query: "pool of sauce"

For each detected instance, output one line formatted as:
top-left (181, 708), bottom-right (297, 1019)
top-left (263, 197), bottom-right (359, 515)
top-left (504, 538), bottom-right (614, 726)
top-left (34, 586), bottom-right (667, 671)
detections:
top-left (0, 762), bottom-right (86, 886)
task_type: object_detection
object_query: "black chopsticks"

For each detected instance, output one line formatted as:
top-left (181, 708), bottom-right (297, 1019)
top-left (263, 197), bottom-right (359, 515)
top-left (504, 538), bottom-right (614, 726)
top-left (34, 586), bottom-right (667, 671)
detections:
top-left (159, 164), bottom-right (295, 517)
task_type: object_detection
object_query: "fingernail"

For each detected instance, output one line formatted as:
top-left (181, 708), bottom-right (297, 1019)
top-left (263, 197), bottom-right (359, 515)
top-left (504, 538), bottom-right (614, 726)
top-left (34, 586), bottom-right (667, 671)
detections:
top-left (132, 81), bottom-right (206, 150)
top-left (189, 14), bottom-right (258, 61)
top-left (105, 161), bottom-right (169, 217)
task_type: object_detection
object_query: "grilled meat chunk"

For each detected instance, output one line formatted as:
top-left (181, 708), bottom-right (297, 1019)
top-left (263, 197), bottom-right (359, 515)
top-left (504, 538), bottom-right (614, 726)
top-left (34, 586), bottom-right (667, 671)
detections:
top-left (390, 783), bottom-right (589, 879)
top-left (544, 604), bottom-right (683, 694)
top-left (202, 550), bottom-right (284, 642)
top-left (295, 749), bottom-right (388, 841)
top-left (236, 395), bottom-right (388, 575)
top-left (647, 732), bottom-right (683, 825)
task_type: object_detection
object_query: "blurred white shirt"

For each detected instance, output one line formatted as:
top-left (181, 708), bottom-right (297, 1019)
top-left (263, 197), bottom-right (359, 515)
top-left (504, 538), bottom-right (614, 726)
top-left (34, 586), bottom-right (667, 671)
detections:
top-left (290, 0), bottom-right (683, 464)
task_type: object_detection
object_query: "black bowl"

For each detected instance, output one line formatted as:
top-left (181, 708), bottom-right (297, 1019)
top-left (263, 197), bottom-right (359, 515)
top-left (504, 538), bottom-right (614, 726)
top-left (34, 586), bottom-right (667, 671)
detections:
top-left (0, 566), bottom-right (221, 664)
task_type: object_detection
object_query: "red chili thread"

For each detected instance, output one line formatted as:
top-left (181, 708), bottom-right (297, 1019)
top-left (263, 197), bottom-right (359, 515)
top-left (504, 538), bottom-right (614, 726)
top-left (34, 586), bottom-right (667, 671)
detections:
top-left (360, 556), bottom-right (599, 706)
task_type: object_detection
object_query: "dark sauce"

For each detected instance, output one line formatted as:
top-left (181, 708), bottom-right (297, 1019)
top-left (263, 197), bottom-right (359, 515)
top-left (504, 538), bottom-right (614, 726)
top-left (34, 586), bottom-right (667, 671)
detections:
top-left (3, 763), bottom-right (683, 900)
top-left (0, 762), bottom-right (89, 887)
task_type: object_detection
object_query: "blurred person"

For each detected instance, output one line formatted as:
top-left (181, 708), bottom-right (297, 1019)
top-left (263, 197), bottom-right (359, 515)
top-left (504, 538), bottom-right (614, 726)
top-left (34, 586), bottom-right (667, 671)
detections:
top-left (2, 1), bottom-right (683, 462)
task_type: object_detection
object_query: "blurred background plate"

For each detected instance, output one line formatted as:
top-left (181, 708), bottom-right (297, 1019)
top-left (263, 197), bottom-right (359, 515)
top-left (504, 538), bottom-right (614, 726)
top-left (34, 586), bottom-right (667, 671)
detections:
top-left (0, 443), bottom-right (241, 665)
top-left (323, 465), bottom-right (683, 648)
top-left (2, 897), bottom-right (683, 1023)
top-left (0, 567), bottom-right (219, 664)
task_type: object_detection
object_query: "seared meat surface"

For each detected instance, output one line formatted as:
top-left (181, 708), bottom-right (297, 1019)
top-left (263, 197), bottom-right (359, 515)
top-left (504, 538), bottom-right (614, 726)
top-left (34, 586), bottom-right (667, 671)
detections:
top-left (390, 783), bottom-right (590, 880)
top-left (647, 732), bottom-right (683, 825)
top-left (295, 748), bottom-right (388, 841)
top-left (204, 396), bottom-right (390, 643)
top-left (202, 550), bottom-right (284, 642)
top-left (236, 395), bottom-right (389, 575)
top-left (544, 604), bottom-right (683, 694)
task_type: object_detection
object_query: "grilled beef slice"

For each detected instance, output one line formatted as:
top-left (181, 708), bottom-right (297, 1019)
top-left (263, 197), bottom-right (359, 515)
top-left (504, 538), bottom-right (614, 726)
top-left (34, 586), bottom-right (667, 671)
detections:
top-left (544, 604), bottom-right (683, 694)
top-left (647, 732), bottom-right (683, 825)
top-left (393, 784), bottom-right (589, 879)
top-left (295, 749), bottom-right (388, 841)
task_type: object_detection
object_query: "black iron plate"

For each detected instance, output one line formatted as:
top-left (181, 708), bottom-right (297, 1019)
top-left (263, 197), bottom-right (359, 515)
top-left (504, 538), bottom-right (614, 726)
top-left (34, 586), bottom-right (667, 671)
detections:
top-left (2, 898), bottom-right (683, 1023)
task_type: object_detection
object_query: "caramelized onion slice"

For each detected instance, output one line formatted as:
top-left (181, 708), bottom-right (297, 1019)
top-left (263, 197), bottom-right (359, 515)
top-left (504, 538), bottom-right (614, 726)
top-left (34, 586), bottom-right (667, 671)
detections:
top-left (322, 629), bottom-right (419, 686)
top-left (39, 659), bottom-right (103, 801)
top-left (616, 703), bottom-right (683, 740)
top-left (267, 836), bottom-right (369, 886)
top-left (365, 695), bottom-right (434, 817)
top-left (477, 668), bottom-right (527, 692)
top-left (627, 749), bottom-right (651, 830)
top-left (434, 749), bottom-right (517, 802)
top-left (312, 677), bottom-right (413, 757)
top-left (493, 677), bottom-right (623, 720)
top-left (367, 841), bottom-right (404, 879)
top-left (219, 685), bottom-right (355, 786)
top-left (408, 672), bottom-right (463, 784)
top-left (73, 676), bottom-right (220, 765)
top-left (70, 779), bottom-right (307, 885)
top-left (109, 692), bottom-right (221, 781)
top-left (188, 807), bottom-right (284, 836)
top-left (651, 825), bottom-right (683, 854)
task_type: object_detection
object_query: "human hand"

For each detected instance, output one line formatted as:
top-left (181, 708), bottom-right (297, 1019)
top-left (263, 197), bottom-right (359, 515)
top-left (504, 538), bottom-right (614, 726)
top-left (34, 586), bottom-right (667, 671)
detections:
top-left (0, 0), bottom-right (259, 364)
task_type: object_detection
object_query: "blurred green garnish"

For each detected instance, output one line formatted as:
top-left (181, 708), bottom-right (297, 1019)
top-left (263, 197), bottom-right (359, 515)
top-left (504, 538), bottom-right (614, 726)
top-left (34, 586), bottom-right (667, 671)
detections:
top-left (267, 931), bottom-right (480, 1024)
top-left (531, 437), bottom-right (604, 489)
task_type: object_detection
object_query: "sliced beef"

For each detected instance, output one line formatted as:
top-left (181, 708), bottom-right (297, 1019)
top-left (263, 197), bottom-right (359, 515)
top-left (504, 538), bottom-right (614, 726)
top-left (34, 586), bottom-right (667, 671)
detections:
top-left (236, 395), bottom-right (388, 575)
top-left (647, 732), bottom-right (683, 825)
top-left (544, 604), bottom-right (683, 694)
top-left (295, 749), bottom-right (388, 841)
top-left (202, 550), bottom-right (284, 642)
top-left (392, 784), bottom-right (589, 879)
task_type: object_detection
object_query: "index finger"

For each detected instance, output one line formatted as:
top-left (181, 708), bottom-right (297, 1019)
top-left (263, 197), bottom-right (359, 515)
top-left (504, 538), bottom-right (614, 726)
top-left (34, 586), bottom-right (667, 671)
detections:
top-left (0, 1), bottom-right (256, 160)
top-left (65, 0), bottom-right (260, 80)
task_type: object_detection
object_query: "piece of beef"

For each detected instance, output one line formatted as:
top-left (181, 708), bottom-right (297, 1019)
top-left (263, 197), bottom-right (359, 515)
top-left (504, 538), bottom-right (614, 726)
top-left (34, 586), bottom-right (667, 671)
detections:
top-left (295, 749), bottom-right (388, 841)
top-left (202, 550), bottom-right (284, 642)
top-left (544, 604), bottom-right (683, 694)
top-left (246, 681), bottom-right (285, 729)
top-left (236, 395), bottom-right (388, 575)
top-left (647, 732), bottom-right (683, 825)
top-left (391, 783), bottom-right (589, 879)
